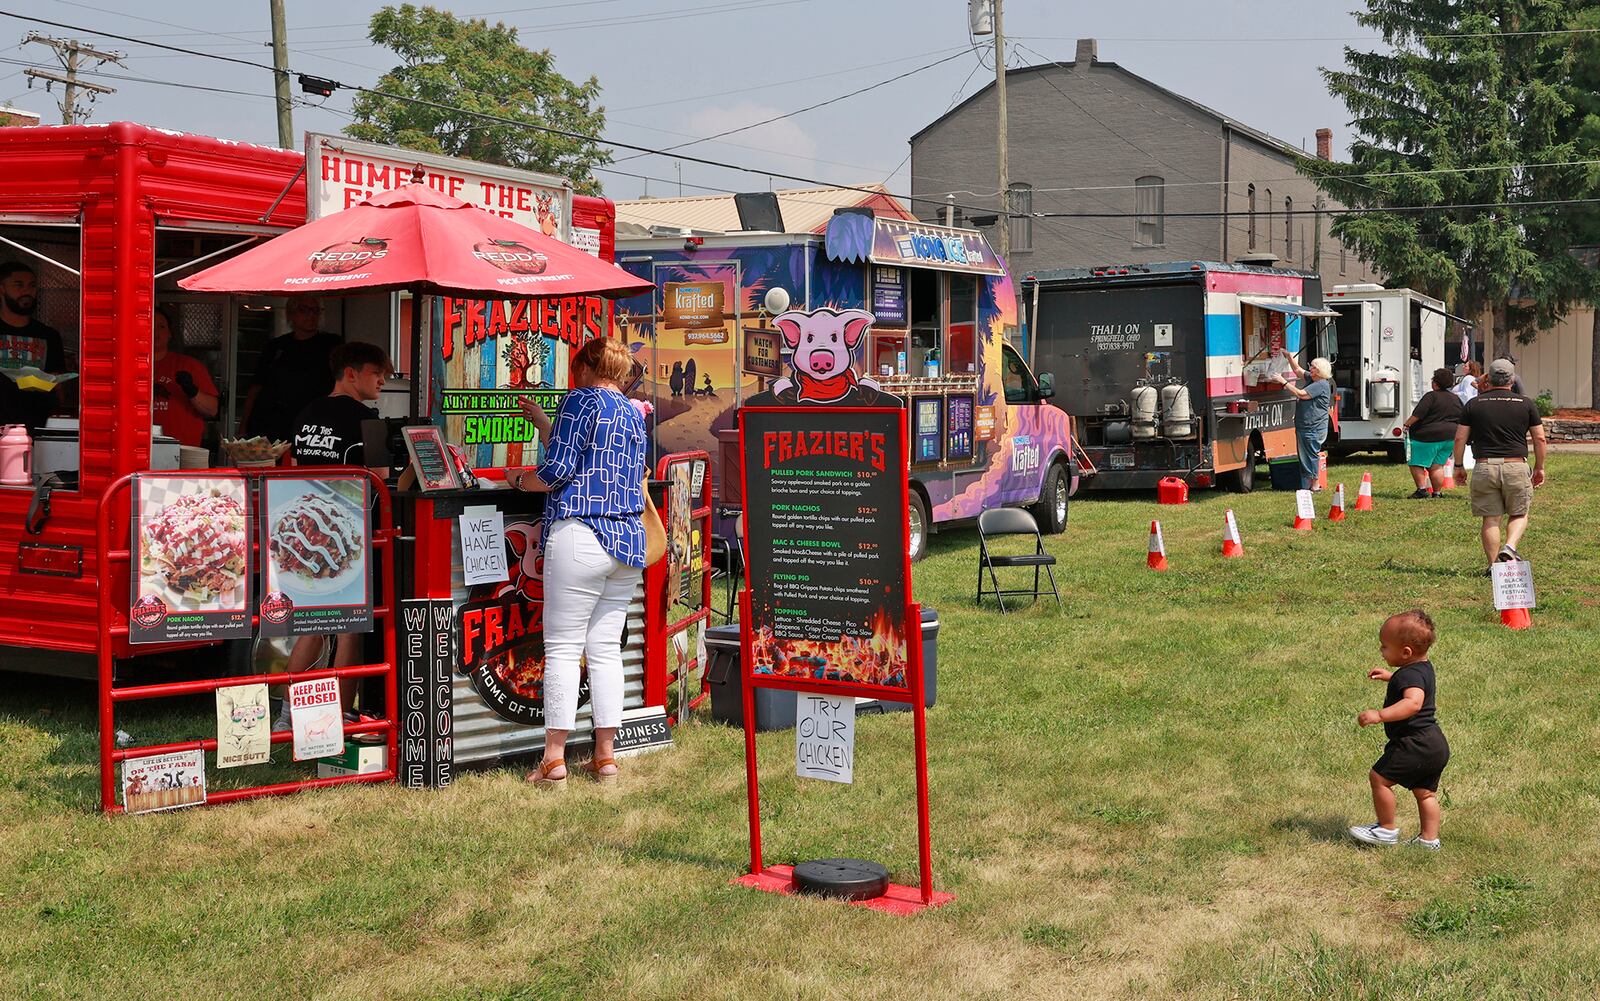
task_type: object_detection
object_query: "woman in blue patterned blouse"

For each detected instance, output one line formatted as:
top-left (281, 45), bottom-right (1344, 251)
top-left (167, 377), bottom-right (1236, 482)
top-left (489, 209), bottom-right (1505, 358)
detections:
top-left (509, 338), bottom-right (646, 787)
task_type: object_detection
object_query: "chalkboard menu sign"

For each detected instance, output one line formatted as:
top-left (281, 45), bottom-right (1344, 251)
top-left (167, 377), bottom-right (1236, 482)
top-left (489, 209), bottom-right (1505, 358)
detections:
top-left (741, 406), bottom-right (910, 693)
top-left (402, 425), bottom-right (462, 492)
top-left (912, 395), bottom-right (943, 464)
top-left (946, 393), bottom-right (974, 461)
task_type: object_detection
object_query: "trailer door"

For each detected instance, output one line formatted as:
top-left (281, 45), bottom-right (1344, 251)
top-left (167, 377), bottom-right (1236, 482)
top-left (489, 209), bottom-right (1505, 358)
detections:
top-left (1330, 301), bottom-right (1376, 421)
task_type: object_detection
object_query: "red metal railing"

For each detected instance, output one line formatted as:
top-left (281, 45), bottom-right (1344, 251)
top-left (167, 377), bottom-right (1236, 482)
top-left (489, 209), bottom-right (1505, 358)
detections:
top-left (642, 450), bottom-right (713, 725)
top-left (96, 466), bottom-right (400, 814)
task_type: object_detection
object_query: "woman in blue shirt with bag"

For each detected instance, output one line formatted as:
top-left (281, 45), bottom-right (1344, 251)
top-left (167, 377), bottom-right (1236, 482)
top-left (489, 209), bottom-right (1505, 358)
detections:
top-left (509, 337), bottom-right (651, 787)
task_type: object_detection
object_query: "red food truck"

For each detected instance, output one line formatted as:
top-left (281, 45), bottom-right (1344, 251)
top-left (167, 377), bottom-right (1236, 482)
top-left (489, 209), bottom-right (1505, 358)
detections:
top-left (0, 123), bottom-right (692, 809)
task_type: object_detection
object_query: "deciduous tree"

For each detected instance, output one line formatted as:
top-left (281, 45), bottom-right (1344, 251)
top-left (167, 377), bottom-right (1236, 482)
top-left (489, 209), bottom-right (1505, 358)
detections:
top-left (347, 4), bottom-right (609, 195)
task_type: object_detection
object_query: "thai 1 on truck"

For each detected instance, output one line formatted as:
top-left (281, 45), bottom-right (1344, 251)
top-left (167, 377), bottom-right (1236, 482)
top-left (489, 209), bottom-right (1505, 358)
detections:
top-left (1025, 261), bottom-right (1338, 492)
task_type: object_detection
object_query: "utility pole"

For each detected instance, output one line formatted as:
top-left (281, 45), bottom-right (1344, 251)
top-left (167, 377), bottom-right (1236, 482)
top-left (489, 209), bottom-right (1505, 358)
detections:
top-left (23, 34), bottom-right (122, 125)
top-left (1312, 195), bottom-right (1325, 274)
top-left (993, 0), bottom-right (1009, 263)
top-left (269, 0), bottom-right (295, 149)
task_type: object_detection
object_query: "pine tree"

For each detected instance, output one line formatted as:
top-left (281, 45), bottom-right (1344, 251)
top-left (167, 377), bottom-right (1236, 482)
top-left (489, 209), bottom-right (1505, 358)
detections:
top-left (1302, 0), bottom-right (1600, 359)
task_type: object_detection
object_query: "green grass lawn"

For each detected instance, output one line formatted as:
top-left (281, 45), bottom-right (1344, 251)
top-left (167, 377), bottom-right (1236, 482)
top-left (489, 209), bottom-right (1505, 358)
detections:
top-left (3, 456), bottom-right (1599, 1000)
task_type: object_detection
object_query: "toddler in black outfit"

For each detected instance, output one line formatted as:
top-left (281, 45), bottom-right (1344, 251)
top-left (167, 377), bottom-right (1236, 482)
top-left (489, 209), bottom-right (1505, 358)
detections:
top-left (1351, 609), bottom-right (1449, 850)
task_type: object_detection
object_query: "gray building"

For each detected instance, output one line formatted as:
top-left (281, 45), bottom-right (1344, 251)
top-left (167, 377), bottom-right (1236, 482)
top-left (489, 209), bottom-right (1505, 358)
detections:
top-left (909, 39), bottom-right (1380, 287)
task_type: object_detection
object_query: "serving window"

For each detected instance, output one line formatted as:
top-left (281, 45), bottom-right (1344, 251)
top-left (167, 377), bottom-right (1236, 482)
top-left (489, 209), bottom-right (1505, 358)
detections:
top-left (0, 220), bottom-right (81, 431)
top-left (867, 268), bottom-right (980, 378)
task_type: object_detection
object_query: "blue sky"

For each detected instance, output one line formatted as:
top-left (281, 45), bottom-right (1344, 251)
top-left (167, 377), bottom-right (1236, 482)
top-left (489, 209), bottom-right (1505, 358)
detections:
top-left (6, 1), bottom-right (1377, 202)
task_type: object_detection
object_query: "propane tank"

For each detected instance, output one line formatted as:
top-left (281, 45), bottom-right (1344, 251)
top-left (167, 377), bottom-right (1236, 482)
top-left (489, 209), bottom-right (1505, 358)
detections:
top-left (1131, 385), bottom-right (1159, 439)
top-left (1160, 383), bottom-right (1195, 438)
top-left (1369, 367), bottom-right (1400, 417)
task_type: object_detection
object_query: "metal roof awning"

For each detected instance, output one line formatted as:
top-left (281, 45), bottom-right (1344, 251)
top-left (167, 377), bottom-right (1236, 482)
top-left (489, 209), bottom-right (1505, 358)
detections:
top-left (826, 214), bottom-right (1005, 276)
top-left (1238, 296), bottom-right (1340, 319)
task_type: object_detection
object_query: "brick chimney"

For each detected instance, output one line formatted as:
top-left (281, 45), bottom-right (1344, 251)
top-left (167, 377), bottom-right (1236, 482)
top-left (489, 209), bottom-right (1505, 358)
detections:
top-left (1076, 38), bottom-right (1097, 66)
top-left (1315, 128), bottom-right (1333, 161)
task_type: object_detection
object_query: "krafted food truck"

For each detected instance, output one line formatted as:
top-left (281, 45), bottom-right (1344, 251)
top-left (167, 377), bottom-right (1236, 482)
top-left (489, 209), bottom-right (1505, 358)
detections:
top-left (614, 195), bottom-right (1080, 558)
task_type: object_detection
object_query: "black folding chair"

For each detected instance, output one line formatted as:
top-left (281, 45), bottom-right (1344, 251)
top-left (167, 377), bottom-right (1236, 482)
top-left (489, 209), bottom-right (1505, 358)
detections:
top-left (976, 507), bottom-right (1060, 611)
top-left (708, 511), bottom-right (746, 623)
top-left (708, 534), bottom-right (744, 622)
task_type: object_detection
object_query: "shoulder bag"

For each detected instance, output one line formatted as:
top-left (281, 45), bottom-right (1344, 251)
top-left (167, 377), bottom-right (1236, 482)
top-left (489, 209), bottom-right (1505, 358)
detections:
top-left (642, 473), bottom-right (667, 567)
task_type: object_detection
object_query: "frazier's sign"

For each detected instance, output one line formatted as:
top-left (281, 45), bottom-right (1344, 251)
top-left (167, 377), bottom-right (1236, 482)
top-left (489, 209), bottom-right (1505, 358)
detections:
top-left (440, 295), bottom-right (604, 361)
top-left (762, 430), bottom-right (888, 471)
top-left (458, 593), bottom-right (543, 670)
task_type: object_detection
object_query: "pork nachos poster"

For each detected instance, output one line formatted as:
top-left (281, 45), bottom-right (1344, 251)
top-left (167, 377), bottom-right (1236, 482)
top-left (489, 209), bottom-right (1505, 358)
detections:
top-left (130, 474), bottom-right (252, 644)
top-left (739, 308), bottom-right (912, 694)
top-left (259, 476), bottom-right (374, 636)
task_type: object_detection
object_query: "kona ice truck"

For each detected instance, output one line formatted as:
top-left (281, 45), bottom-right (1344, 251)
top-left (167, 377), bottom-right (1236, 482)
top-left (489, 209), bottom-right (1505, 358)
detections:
top-left (614, 207), bottom-right (1079, 558)
top-left (1321, 284), bottom-right (1464, 459)
top-left (1025, 261), bottom-right (1337, 492)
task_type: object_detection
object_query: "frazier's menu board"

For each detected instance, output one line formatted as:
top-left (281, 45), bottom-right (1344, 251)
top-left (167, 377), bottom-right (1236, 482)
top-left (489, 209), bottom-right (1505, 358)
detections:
top-left (740, 406), bottom-right (910, 692)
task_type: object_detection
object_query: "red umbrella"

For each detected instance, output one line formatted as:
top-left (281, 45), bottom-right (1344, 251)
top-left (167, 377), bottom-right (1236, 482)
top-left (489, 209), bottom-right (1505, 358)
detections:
top-left (179, 183), bottom-right (650, 299)
top-left (179, 182), bottom-right (652, 414)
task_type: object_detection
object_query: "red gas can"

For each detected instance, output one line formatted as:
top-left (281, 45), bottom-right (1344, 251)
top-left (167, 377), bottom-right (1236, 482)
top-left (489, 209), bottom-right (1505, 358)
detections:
top-left (1157, 476), bottom-right (1189, 505)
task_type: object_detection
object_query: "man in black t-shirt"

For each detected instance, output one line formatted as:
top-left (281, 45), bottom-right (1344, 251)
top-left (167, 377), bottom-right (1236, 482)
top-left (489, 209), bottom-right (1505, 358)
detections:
top-left (290, 341), bottom-right (390, 466)
top-left (0, 262), bottom-right (66, 431)
top-left (1453, 359), bottom-right (1545, 571)
top-left (277, 341), bottom-right (391, 729)
top-left (242, 297), bottom-right (343, 444)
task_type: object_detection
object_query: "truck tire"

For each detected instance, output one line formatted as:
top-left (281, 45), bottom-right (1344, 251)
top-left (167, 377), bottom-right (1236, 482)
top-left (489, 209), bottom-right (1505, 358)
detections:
top-left (1220, 438), bottom-right (1260, 493)
top-left (1032, 462), bottom-right (1069, 533)
top-left (908, 490), bottom-right (929, 563)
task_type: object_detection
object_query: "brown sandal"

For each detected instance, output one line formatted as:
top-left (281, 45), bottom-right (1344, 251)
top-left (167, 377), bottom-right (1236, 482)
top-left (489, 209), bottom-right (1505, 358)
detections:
top-left (527, 758), bottom-right (566, 789)
top-left (587, 757), bottom-right (619, 784)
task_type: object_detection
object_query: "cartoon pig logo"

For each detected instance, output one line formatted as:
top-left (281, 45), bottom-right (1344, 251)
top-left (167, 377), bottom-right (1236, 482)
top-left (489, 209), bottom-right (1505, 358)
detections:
top-left (769, 308), bottom-right (878, 404)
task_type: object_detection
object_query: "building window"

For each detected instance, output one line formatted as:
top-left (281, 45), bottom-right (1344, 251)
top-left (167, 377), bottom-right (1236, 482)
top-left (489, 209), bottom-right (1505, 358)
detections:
top-left (1284, 197), bottom-right (1293, 261)
top-left (1134, 175), bottom-right (1164, 246)
top-left (1247, 184), bottom-right (1257, 250)
top-left (1264, 189), bottom-right (1273, 252)
top-left (1007, 182), bottom-right (1032, 252)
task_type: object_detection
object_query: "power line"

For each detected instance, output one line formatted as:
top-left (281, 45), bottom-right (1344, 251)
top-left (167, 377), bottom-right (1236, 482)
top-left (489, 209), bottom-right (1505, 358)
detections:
top-left (610, 48), bottom-right (973, 164)
top-left (1037, 198), bottom-right (1600, 220)
top-left (19, 9), bottom-right (1597, 238)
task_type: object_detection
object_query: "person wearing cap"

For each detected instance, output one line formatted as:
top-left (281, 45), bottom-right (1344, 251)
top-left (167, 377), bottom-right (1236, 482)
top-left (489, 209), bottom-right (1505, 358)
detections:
top-left (1453, 359), bottom-right (1545, 573)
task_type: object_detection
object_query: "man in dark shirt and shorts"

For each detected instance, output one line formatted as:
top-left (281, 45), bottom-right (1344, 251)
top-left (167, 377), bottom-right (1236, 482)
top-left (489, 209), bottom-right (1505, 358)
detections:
top-left (1453, 359), bottom-right (1545, 572)
top-left (273, 341), bottom-right (390, 729)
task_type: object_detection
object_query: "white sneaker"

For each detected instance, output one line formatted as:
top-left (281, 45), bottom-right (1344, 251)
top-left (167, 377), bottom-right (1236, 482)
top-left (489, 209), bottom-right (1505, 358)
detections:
top-left (272, 703), bottom-right (293, 733)
top-left (1348, 823), bottom-right (1400, 846)
top-left (1406, 836), bottom-right (1441, 851)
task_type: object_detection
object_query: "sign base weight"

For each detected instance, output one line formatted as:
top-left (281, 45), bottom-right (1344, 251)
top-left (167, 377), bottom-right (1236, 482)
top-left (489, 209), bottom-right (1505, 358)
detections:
top-left (733, 864), bottom-right (955, 915)
top-left (792, 858), bottom-right (888, 901)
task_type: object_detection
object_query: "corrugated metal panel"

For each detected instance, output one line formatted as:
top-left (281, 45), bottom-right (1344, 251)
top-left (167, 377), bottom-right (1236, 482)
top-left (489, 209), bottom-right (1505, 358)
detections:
top-left (448, 582), bottom-right (648, 767)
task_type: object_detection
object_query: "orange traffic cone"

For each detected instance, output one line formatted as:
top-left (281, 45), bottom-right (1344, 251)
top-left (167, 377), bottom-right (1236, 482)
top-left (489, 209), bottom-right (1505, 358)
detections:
top-left (1222, 509), bottom-right (1244, 558)
top-left (1500, 607), bottom-right (1532, 630)
top-left (1440, 458), bottom-right (1455, 490)
top-left (1147, 520), bottom-right (1168, 571)
top-left (1355, 472), bottom-right (1375, 511)
top-left (1291, 489), bottom-right (1315, 531)
top-left (1328, 483), bottom-right (1347, 521)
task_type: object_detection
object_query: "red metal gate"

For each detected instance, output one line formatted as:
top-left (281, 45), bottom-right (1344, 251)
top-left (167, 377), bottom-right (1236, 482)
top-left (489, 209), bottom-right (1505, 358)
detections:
top-left (95, 467), bottom-right (399, 813)
top-left (643, 450), bottom-right (713, 725)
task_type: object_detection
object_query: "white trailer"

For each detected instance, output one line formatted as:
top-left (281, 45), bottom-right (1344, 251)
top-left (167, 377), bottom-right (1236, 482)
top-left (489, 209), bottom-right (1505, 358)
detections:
top-left (1321, 284), bottom-right (1468, 459)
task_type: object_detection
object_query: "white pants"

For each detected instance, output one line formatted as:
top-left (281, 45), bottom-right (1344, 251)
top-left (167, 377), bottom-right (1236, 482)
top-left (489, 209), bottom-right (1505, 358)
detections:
top-left (542, 519), bottom-right (640, 731)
